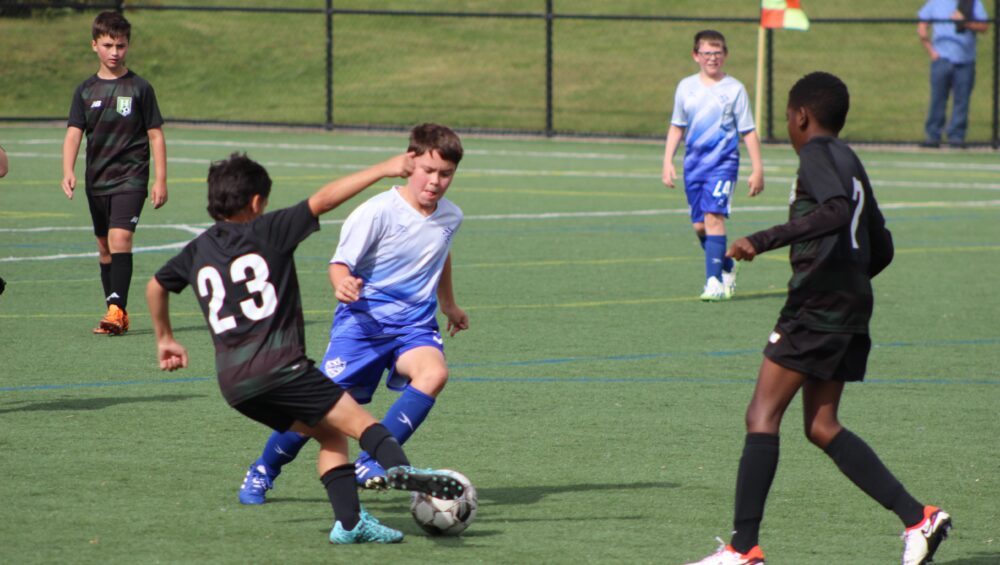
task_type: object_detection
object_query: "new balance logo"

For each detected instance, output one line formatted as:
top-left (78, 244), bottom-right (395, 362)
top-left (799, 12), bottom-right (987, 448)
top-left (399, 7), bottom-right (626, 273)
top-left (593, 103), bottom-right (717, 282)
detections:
top-left (130, 216), bottom-right (140, 224)
top-left (106, 292), bottom-right (121, 301)
top-left (769, 331), bottom-right (781, 344)
top-left (90, 100), bottom-right (102, 109)
top-left (432, 334), bottom-right (444, 345)
top-left (398, 412), bottom-right (414, 431)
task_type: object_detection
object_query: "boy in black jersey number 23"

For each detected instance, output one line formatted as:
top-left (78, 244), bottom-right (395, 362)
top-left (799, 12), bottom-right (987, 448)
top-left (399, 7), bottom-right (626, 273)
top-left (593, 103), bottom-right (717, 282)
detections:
top-left (146, 152), bottom-right (466, 544)
top-left (62, 12), bottom-right (167, 336)
top-left (684, 73), bottom-right (950, 565)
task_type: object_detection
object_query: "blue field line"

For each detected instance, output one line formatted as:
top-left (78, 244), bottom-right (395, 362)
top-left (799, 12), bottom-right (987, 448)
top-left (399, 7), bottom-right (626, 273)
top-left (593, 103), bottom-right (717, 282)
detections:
top-left (0, 376), bottom-right (212, 392)
top-left (1, 337), bottom-right (995, 394)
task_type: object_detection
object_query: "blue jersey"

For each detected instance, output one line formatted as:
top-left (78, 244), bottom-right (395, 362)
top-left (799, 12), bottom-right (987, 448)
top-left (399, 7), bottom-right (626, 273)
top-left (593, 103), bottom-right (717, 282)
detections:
top-left (670, 73), bottom-right (755, 183)
top-left (329, 187), bottom-right (462, 339)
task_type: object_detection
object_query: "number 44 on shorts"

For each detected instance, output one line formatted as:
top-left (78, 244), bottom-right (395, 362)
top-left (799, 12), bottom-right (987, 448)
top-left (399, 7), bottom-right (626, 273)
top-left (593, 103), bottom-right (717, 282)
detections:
top-left (712, 180), bottom-right (733, 198)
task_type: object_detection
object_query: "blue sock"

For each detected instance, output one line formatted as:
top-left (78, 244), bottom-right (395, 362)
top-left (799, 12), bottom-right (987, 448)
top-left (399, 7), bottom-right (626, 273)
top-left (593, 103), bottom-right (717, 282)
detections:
top-left (704, 235), bottom-right (727, 282)
top-left (724, 256), bottom-right (735, 273)
top-left (257, 430), bottom-right (309, 479)
top-left (357, 385), bottom-right (436, 464)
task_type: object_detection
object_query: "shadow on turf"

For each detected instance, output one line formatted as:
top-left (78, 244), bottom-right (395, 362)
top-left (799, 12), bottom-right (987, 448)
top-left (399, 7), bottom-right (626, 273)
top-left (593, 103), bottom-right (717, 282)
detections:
top-left (939, 555), bottom-right (1000, 565)
top-left (0, 393), bottom-right (203, 414)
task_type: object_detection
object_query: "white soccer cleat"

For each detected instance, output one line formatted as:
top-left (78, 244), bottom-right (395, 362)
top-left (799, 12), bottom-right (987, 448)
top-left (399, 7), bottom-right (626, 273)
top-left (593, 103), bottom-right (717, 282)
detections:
top-left (685, 538), bottom-right (765, 565)
top-left (901, 506), bottom-right (952, 565)
top-left (722, 262), bottom-right (740, 299)
top-left (700, 277), bottom-right (726, 302)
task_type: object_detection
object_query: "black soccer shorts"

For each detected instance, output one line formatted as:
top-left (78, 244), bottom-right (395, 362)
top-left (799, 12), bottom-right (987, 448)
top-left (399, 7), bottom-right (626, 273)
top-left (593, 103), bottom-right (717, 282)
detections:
top-left (233, 366), bottom-right (347, 432)
top-left (87, 191), bottom-right (146, 236)
top-left (763, 316), bottom-right (872, 382)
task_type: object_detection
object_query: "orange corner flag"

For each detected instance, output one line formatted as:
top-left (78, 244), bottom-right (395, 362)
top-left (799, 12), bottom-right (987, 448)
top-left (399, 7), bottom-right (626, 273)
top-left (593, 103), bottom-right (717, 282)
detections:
top-left (761, 0), bottom-right (810, 31)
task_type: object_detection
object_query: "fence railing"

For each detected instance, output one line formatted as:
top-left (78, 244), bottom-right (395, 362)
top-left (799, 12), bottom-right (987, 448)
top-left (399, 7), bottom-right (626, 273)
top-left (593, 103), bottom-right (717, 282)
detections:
top-left (2, 1), bottom-right (998, 147)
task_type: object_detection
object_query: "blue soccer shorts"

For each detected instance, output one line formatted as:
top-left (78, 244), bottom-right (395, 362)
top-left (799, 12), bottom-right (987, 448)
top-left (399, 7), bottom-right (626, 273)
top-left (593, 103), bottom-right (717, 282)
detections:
top-left (319, 327), bottom-right (445, 404)
top-left (685, 177), bottom-right (735, 223)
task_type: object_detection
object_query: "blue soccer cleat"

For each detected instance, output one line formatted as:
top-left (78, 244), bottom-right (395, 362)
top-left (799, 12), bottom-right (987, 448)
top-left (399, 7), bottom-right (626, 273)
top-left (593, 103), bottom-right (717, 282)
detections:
top-left (329, 509), bottom-right (404, 544)
top-left (386, 466), bottom-right (464, 500)
top-left (238, 464), bottom-right (273, 505)
top-left (354, 453), bottom-right (388, 491)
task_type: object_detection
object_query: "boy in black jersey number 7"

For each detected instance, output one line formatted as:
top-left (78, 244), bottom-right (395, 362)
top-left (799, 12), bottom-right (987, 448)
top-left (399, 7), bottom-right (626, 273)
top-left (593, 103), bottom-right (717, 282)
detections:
top-left (146, 152), bottom-right (465, 545)
top-left (684, 73), bottom-right (950, 565)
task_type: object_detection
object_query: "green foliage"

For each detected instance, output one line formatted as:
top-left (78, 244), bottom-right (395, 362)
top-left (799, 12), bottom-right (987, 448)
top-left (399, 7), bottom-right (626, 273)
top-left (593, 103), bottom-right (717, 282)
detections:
top-left (0, 124), bottom-right (998, 563)
top-left (0, 1), bottom-right (996, 141)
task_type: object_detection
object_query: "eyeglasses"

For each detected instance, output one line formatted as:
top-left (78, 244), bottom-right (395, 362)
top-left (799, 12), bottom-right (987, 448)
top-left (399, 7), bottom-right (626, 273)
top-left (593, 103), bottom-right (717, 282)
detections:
top-left (697, 51), bottom-right (725, 59)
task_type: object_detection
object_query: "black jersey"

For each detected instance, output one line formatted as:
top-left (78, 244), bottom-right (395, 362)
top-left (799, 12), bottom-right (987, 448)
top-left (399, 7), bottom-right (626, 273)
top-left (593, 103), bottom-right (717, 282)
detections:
top-left (67, 70), bottom-right (164, 195)
top-left (747, 137), bottom-right (893, 334)
top-left (154, 200), bottom-right (320, 405)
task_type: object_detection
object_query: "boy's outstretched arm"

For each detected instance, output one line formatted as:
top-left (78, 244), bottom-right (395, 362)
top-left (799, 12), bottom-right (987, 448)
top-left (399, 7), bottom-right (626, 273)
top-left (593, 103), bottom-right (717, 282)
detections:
top-left (146, 277), bottom-right (188, 371)
top-left (662, 125), bottom-right (684, 188)
top-left (743, 130), bottom-right (764, 196)
top-left (727, 197), bottom-right (851, 261)
top-left (61, 127), bottom-right (83, 199)
top-left (308, 152), bottom-right (415, 217)
top-left (437, 253), bottom-right (468, 337)
top-left (148, 127), bottom-right (168, 209)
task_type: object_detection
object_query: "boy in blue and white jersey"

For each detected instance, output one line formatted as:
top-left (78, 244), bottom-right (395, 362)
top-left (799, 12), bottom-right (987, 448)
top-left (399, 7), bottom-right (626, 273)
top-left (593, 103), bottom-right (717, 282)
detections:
top-left (238, 124), bottom-right (469, 503)
top-left (663, 30), bottom-right (764, 301)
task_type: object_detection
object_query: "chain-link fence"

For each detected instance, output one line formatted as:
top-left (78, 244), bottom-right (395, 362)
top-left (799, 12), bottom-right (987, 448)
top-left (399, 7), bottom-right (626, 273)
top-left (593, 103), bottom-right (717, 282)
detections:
top-left (2, 1), bottom-right (998, 146)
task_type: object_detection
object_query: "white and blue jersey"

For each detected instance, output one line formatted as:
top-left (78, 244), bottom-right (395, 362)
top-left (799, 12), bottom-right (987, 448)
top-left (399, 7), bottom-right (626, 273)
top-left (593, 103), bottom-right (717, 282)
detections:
top-left (670, 73), bottom-right (755, 184)
top-left (329, 187), bottom-right (463, 340)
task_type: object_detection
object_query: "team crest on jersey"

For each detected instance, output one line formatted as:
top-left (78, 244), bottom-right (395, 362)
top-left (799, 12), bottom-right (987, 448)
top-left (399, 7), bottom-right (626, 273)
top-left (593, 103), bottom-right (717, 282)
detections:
top-left (324, 357), bottom-right (346, 378)
top-left (116, 96), bottom-right (133, 117)
top-left (442, 226), bottom-right (456, 244)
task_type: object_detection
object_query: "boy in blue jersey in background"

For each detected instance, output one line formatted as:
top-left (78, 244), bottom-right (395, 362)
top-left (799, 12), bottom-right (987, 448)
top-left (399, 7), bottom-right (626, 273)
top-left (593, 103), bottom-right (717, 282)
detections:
top-left (239, 124), bottom-right (469, 503)
top-left (663, 30), bottom-right (764, 301)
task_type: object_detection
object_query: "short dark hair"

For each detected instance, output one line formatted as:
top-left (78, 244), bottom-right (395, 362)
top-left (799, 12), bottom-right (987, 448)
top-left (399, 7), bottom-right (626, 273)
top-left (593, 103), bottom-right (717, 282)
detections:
top-left (206, 153), bottom-right (272, 221)
top-left (693, 29), bottom-right (727, 53)
top-left (408, 123), bottom-right (463, 165)
top-left (787, 72), bottom-right (850, 134)
top-left (92, 11), bottom-right (131, 42)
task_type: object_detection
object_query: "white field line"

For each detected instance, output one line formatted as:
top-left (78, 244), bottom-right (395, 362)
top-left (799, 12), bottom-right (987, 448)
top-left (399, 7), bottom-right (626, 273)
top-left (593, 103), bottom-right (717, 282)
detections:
top-left (9, 150), bottom-right (1000, 191)
top-left (3, 201), bottom-right (999, 263)
top-left (13, 137), bottom-right (1000, 171)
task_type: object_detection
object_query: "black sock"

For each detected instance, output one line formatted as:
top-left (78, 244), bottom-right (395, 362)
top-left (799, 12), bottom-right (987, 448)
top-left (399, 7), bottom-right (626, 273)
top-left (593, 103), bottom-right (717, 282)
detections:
top-left (321, 464), bottom-right (360, 530)
top-left (731, 433), bottom-right (780, 554)
top-left (109, 252), bottom-right (133, 310)
top-left (359, 423), bottom-right (409, 469)
top-left (99, 262), bottom-right (112, 304)
top-left (824, 428), bottom-right (925, 527)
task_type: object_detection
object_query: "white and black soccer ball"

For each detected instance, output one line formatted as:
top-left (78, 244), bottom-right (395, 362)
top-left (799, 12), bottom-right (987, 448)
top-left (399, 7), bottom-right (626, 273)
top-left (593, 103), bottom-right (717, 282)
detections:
top-left (409, 470), bottom-right (477, 536)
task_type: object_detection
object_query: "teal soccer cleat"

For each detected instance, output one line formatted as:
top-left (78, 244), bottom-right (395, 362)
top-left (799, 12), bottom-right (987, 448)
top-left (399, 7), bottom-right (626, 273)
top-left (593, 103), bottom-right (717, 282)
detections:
top-left (386, 466), bottom-right (464, 500)
top-left (329, 509), bottom-right (404, 544)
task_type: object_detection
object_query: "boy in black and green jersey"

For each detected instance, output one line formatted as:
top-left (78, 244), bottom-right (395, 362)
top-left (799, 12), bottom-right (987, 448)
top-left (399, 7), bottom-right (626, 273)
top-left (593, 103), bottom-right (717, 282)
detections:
top-left (147, 152), bottom-right (466, 544)
top-left (684, 72), bottom-right (950, 565)
top-left (62, 11), bottom-right (167, 336)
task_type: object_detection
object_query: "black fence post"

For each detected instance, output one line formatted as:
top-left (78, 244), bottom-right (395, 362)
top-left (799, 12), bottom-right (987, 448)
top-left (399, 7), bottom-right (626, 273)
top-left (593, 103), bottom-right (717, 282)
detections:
top-left (115, 1), bottom-right (124, 13)
top-left (993, 0), bottom-right (998, 148)
top-left (545, 0), bottom-right (554, 137)
top-left (765, 28), bottom-right (774, 142)
top-left (326, 0), bottom-right (334, 131)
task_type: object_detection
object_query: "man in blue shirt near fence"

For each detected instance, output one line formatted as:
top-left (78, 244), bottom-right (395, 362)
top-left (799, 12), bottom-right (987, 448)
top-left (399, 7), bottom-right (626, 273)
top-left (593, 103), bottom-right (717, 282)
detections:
top-left (917, 0), bottom-right (990, 148)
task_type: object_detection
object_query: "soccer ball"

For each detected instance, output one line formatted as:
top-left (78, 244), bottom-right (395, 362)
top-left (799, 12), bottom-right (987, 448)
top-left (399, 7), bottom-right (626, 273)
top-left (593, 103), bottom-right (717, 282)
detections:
top-left (409, 470), bottom-right (477, 536)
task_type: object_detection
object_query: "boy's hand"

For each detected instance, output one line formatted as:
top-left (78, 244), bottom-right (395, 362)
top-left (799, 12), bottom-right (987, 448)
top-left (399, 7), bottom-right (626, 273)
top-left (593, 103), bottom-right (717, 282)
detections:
top-left (61, 174), bottom-right (76, 199)
top-left (157, 338), bottom-right (188, 371)
top-left (335, 275), bottom-right (364, 304)
top-left (662, 163), bottom-right (677, 188)
top-left (747, 170), bottom-right (764, 197)
top-left (726, 238), bottom-right (758, 261)
top-left (151, 181), bottom-right (168, 209)
top-left (442, 304), bottom-right (469, 337)
top-left (383, 152), bottom-right (416, 179)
